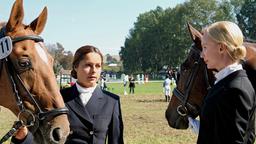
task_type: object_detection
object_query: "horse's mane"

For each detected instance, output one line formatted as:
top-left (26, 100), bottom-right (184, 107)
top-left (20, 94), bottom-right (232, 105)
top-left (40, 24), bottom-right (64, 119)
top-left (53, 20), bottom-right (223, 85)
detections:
top-left (245, 38), bottom-right (256, 43)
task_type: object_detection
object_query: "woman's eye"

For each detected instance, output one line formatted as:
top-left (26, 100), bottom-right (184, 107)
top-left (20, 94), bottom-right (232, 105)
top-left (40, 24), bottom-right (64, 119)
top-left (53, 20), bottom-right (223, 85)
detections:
top-left (96, 64), bottom-right (101, 68)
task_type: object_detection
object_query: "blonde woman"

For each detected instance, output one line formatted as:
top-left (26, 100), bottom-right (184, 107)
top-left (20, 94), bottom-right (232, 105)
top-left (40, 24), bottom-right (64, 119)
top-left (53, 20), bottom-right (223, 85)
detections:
top-left (198, 21), bottom-right (256, 143)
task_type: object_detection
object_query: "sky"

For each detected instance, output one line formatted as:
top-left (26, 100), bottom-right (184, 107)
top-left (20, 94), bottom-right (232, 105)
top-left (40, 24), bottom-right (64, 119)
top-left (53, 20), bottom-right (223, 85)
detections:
top-left (0, 0), bottom-right (186, 55)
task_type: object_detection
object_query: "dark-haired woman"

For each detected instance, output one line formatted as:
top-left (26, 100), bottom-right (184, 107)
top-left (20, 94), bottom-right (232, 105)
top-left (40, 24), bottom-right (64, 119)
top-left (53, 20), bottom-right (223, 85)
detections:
top-left (12, 45), bottom-right (124, 144)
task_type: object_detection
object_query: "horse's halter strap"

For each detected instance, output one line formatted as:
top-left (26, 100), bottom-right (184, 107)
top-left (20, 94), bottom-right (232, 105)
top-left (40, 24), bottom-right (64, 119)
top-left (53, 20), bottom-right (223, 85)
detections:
top-left (12, 35), bottom-right (44, 44)
top-left (0, 26), bottom-right (68, 123)
top-left (174, 44), bottom-right (211, 117)
top-left (5, 58), bottom-right (68, 121)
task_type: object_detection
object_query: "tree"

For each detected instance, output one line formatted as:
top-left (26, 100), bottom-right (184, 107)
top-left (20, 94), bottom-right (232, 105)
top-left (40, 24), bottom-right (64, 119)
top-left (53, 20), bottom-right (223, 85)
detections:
top-left (120, 0), bottom-right (235, 74)
top-left (59, 50), bottom-right (73, 70)
top-left (236, 0), bottom-right (256, 40)
top-left (46, 42), bottom-right (73, 74)
top-left (106, 54), bottom-right (118, 64)
top-left (120, 7), bottom-right (165, 73)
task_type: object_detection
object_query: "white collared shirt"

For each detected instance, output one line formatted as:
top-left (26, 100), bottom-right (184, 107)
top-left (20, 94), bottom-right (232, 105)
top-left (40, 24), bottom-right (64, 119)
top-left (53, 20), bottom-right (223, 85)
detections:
top-left (76, 83), bottom-right (96, 106)
top-left (214, 63), bottom-right (243, 84)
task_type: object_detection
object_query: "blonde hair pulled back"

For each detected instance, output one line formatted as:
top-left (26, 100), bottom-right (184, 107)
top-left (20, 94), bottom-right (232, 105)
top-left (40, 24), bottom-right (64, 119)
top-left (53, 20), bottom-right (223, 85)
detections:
top-left (205, 21), bottom-right (246, 61)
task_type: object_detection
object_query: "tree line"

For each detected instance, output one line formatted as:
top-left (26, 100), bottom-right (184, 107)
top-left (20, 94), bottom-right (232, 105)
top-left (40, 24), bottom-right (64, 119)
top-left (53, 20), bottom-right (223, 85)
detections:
top-left (119, 0), bottom-right (255, 74)
top-left (47, 42), bottom-right (73, 75)
top-left (47, 43), bottom-right (122, 75)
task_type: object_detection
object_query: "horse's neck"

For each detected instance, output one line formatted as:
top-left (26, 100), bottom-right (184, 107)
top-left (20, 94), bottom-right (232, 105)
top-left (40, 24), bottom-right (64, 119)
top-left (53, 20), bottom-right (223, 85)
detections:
top-left (0, 61), bottom-right (19, 115)
top-left (245, 42), bottom-right (256, 69)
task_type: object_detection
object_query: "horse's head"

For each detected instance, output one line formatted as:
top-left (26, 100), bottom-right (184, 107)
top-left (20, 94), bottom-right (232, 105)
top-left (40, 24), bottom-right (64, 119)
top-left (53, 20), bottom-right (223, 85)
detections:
top-left (0, 0), bottom-right (69, 143)
top-left (165, 23), bottom-right (215, 129)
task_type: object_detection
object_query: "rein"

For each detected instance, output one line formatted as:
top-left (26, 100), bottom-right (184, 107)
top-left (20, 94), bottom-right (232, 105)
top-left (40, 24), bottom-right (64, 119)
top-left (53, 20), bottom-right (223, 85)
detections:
top-left (0, 26), bottom-right (68, 143)
top-left (174, 45), bottom-right (211, 117)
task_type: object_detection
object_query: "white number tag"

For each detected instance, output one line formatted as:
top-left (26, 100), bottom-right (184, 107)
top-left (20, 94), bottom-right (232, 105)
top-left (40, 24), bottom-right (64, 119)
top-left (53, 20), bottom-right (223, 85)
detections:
top-left (0, 36), bottom-right (12, 59)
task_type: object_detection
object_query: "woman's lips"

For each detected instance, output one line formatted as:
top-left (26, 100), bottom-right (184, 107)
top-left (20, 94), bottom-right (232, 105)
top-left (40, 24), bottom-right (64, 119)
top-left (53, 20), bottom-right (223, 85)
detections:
top-left (88, 76), bottom-right (97, 80)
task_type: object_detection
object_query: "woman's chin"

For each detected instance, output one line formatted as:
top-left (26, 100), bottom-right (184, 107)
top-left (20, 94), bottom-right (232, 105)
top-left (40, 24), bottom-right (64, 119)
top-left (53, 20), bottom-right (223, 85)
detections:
top-left (79, 81), bottom-right (97, 88)
top-left (87, 81), bottom-right (97, 87)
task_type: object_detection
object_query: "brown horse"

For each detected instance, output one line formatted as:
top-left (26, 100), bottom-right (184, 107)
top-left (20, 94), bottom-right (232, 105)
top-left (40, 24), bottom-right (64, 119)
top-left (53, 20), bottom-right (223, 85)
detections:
top-left (0, 0), bottom-right (69, 143)
top-left (165, 23), bottom-right (256, 130)
top-left (165, 23), bottom-right (215, 129)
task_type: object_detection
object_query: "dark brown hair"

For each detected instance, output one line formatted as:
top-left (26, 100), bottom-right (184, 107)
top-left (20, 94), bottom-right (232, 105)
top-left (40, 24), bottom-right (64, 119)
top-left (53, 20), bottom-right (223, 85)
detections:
top-left (71, 45), bottom-right (103, 79)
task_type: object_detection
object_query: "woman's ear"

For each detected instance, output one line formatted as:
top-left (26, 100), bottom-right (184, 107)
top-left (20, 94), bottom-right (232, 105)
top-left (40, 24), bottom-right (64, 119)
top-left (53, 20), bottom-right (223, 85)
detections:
top-left (74, 66), bottom-right (78, 72)
top-left (219, 43), bottom-right (226, 53)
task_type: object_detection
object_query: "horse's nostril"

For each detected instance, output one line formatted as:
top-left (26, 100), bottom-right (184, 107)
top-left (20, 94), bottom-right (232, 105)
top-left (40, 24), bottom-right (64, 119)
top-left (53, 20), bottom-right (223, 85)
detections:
top-left (52, 127), bottom-right (61, 142)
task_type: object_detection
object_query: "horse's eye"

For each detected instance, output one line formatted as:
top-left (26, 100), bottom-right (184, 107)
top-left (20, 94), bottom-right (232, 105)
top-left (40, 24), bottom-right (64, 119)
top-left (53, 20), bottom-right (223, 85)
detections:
top-left (181, 64), bottom-right (187, 71)
top-left (18, 59), bottom-right (32, 68)
top-left (181, 60), bottom-right (190, 71)
top-left (194, 61), bottom-right (198, 65)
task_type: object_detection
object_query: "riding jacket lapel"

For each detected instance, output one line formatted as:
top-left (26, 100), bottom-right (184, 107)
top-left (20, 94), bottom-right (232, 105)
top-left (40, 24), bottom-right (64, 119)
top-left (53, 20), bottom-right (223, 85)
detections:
top-left (207, 70), bottom-right (246, 99)
top-left (85, 86), bottom-right (105, 116)
top-left (65, 85), bottom-right (93, 124)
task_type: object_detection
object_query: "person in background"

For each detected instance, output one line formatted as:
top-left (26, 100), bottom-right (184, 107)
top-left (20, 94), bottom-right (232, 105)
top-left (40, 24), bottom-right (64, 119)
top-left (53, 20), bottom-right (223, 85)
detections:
top-left (100, 74), bottom-right (107, 90)
top-left (69, 81), bottom-right (75, 87)
top-left (11, 45), bottom-right (124, 144)
top-left (163, 75), bottom-right (171, 102)
top-left (129, 75), bottom-right (135, 94)
top-left (170, 77), bottom-right (176, 97)
top-left (123, 74), bottom-right (129, 95)
top-left (190, 21), bottom-right (255, 144)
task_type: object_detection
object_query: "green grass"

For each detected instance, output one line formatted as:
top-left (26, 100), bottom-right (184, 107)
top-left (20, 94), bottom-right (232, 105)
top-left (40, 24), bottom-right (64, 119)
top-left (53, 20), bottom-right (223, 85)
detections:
top-left (0, 107), bottom-right (16, 143)
top-left (106, 81), bottom-right (163, 95)
top-left (119, 91), bottom-right (197, 144)
top-left (0, 81), bottom-right (197, 144)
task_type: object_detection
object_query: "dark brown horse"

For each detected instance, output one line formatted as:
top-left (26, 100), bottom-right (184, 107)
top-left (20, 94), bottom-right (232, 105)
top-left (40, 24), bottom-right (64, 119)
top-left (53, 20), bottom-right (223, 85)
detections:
top-left (165, 23), bottom-right (256, 130)
top-left (165, 23), bottom-right (215, 129)
top-left (0, 0), bottom-right (69, 143)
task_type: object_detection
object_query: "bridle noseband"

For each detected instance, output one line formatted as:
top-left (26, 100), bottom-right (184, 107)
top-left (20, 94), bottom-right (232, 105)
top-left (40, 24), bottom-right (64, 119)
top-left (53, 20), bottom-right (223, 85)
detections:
top-left (0, 26), bottom-right (68, 129)
top-left (174, 44), bottom-right (211, 117)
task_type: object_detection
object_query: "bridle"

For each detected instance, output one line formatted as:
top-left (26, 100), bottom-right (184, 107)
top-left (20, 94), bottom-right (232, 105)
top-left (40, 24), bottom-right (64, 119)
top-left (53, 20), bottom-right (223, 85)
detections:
top-left (0, 26), bottom-right (68, 142)
top-left (173, 44), bottom-right (211, 117)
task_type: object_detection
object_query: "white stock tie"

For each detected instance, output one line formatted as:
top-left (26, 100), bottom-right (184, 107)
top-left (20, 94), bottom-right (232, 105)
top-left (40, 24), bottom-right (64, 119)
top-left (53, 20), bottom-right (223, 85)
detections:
top-left (76, 83), bottom-right (96, 106)
top-left (80, 91), bottom-right (95, 106)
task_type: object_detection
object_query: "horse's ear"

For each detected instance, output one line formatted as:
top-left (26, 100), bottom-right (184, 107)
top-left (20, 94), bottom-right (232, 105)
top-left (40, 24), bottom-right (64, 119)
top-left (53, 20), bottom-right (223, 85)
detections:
top-left (29, 7), bottom-right (47, 35)
top-left (6, 0), bottom-right (24, 32)
top-left (187, 22), bottom-right (202, 42)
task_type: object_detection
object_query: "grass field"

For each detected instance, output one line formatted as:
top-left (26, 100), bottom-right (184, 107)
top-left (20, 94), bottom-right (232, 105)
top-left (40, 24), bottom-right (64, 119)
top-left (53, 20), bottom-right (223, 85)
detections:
top-left (105, 81), bottom-right (164, 95)
top-left (0, 81), bottom-right (197, 144)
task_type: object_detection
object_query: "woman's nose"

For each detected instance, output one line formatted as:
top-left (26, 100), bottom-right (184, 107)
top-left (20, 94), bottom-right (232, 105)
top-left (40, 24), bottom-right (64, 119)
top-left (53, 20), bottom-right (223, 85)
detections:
top-left (93, 66), bottom-right (97, 72)
top-left (91, 65), bottom-right (99, 73)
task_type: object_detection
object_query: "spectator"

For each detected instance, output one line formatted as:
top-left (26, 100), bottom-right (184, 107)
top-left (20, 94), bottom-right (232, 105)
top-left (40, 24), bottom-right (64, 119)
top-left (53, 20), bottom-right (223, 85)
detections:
top-left (163, 75), bottom-right (171, 102)
top-left (129, 75), bottom-right (135, 94)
